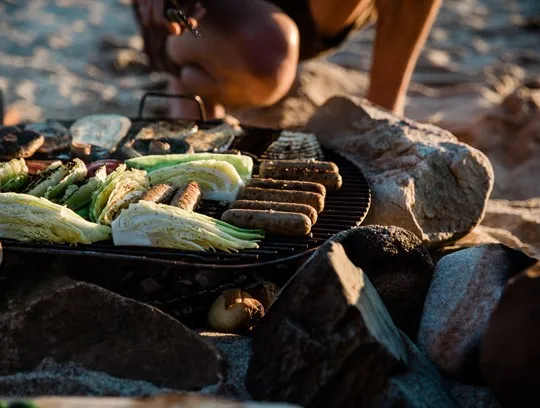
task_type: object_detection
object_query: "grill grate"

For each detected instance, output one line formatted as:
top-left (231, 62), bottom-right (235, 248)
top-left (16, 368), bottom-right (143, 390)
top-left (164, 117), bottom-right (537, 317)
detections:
top-left (1, 120), bottom-right (371, 268)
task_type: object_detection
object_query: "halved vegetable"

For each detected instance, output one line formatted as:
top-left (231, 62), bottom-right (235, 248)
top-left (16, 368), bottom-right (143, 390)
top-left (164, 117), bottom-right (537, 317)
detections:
top-left (62, 165), bottom-right (107, 211)
top-left (126, 153), bottom-right (254, 181)
top-left (0, 158), bottom-right (29, 192)
top-left (112, 200), bottom-right (264, 252)
top-left (148, 159), bottom-right (244, 203)
top-left (0, 192), bottom-right (111, 244)
top-left (90, 164), bottom-right (150, 225)
top-left (44, 158), bottom-right (87, 199)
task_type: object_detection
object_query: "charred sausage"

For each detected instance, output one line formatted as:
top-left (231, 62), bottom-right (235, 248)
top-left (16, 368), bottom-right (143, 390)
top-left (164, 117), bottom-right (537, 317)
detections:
top-left (221, 209), bottom-right (312, 237)
top-left (259, 167), bottom-right (342, 191)
top-left (246, 178), bottom-right (326, 196)
top-left (137, 183), bottom-right (177, 204)
top-left (239, 187), bottom-right (325, 213)
top-left (170, 181), bottom-right (202, 211)
top-left (231, 200), bottom-right (318, 225)
top-left (259, 159), bottom-right (338, 173)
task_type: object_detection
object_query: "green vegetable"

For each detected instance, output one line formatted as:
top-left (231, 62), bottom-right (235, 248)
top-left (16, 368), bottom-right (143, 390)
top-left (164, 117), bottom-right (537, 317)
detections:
top-left (44, 158), bottom-right (87, 199)
top-left (24, 161), bottom-right (68, 197)
top-left (0, 192), bottom-right (111, 244)
top-left (148, 159), bottom-right (244, 203)
top-left (112, 201), bottom-right (264, 252)
top-left (0, 158), bottom-right (29, 192)
top-left (63, 165), bottom-right (107, 211)
top-left (126, 153), bottom-right (254, 180)
top-left (90, 164), bottom-right (149, 225)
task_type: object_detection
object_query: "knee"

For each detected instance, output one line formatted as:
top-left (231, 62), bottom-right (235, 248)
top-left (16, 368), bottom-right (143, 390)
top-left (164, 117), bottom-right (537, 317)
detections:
top-left (239, 13), bottom-right (300, 106)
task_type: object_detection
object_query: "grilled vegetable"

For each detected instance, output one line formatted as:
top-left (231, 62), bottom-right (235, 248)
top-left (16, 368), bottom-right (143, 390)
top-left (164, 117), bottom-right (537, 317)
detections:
top-left (0, 193), bottom-right (111, 244)
top-left (44, 158), bottom-right (87, 200)
top-left (169, 181), bottom-right (202, 211)
top-left (0, 126), bottom-right (44, 160)
top-left (62, 165), bottom-right (108, 211)
top-left (207, 289), bottom-right (265, 333)
top-left (90, 164), bottom-right (150, 225)
top-left (24, 161), bottom-right (69, 197)
top-left (0, 158), bottom-right (29, 192)
top-left (148, 160), bottom-right (244, 203)
top-left (239, 187), bottom-right (325, 213)
top-left (137, 183), bottom-right (177, 204)
top-left (231, 199), bottom-right (318, 224)
top-left (112, 200), bottom-right (264, 252)
top-left (221, 209), bottom-right (312, 237)
top-left (126, 153), bottom-right (254, 181)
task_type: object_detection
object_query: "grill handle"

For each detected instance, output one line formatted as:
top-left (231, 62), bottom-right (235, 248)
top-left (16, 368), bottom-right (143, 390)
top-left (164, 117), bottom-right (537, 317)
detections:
top-left (137, 92), bottom-right (207, 121)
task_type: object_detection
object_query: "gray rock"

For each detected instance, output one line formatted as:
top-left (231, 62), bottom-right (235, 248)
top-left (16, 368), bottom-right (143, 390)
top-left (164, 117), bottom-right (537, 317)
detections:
top-left (480, 261), bottom-right (540, 407)
top-left (0, 272), bottom-right (223, 390)
top-left (446, 381), bottom-right (501, 408)
top-left (330, 225), bottom-right (434, 339)
top-left (246, 240), bottom-right (456, 408)
top-left (306, 96), bottom-right (495, 246)
top-left (418, 244), bottom-right (536, 382)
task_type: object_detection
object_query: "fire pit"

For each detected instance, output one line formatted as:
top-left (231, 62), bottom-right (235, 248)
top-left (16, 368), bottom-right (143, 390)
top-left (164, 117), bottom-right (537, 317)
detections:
top-left (0, 92), bottom-right (371, 327)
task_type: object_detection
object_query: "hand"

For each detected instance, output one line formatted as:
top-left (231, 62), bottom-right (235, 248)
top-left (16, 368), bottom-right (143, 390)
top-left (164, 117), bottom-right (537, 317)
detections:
top-left (134, 0), bottom-right (206, 36)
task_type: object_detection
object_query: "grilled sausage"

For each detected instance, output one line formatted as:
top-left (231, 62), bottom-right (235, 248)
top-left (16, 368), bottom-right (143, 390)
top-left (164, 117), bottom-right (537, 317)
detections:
top-left (170, 181), bottom-right (202, 211)
top-left (259, 167), bottom-right (342, 191)
top-left (239, 187), bottom-right (325, 213)
top-left (246, 178), bottom-right (326, 196)
top-left (138, 183), bottom-right (177, 204)
top-left (259, 159), bottom-right (338, 173)
top-left (231, 200), bottom-right (318, 225)
top-left (222, 209), bottom-right (312, 237)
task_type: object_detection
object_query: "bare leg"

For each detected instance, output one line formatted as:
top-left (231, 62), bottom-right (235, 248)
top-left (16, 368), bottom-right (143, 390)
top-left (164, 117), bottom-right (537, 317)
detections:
top-left (138, 0), bottom-right (300, 120)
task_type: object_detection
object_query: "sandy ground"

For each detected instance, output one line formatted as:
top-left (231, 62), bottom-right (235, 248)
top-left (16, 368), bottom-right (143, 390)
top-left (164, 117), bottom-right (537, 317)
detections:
top-left (0, 0), bottom-right (539, 200)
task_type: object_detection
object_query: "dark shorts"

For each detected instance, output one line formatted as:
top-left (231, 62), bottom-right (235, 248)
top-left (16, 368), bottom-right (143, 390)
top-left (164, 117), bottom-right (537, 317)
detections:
top-left (267, 0), bottom-right (376, 61)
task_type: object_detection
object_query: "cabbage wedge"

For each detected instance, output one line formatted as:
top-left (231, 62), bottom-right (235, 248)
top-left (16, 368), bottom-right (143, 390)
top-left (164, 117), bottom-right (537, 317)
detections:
top-left (90, 164), bottom-right (150, 225)
top-left (112, 201), bottom-right (264, 252)
top-left (0, 192), bottom-right (111, 244)
top-left (0, 158), bottom-right (29, 192)
top-left (126, 153), bottom-right (254, 181)
top-left (148, 159), bottom-right (244, 202)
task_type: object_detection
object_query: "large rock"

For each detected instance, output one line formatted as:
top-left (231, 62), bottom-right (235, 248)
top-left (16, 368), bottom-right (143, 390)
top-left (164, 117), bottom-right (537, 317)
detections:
top-left (418, 244), bottom-right (536, 383)
top-left (480, 261), bottom-right (540, 407)
top-left (482, 199), bottom-right (540, 258)
top-left (246, 240), bottom-right (456, 408)
top-left (305, 96), bottom-right (495, 246)
top-left (330, 225), bottom-right (434, 339)
top-left (27, 394), bottom-right (300, 408)
top-left (0, 272), bottom-right (223, 390)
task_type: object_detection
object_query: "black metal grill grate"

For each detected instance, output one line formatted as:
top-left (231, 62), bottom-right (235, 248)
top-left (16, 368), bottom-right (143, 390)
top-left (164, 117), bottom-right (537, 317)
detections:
top-left (1, 119), bottom-right (371, 268)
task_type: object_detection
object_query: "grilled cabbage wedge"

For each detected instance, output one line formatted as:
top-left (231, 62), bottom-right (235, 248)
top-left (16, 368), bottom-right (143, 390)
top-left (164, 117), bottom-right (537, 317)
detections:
top-left (90, 164), bottom-right (150, 225)
top-left (147, 159), bottom-right (245, 203)
top-left (0, 158), bottom-right (29, 192)
top-left (0, 192), bottom-right (111, 244)
top-left (126, 153), bottom-right (254, 181)
top-left (112, 200), bottom-right (264, 252)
